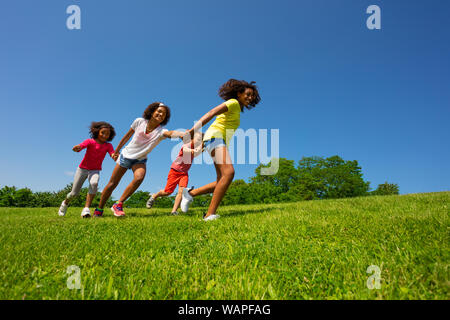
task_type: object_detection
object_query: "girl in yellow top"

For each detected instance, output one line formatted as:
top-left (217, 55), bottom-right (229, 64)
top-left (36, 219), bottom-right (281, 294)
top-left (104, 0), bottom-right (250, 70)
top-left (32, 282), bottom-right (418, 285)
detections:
top-left (180, 79), bottom-right (261, 221)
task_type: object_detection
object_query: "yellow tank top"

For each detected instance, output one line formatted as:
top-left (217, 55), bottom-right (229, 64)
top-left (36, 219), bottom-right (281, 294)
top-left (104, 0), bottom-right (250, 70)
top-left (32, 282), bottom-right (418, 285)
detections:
top-left (203, 99), bottom-right (241, 145)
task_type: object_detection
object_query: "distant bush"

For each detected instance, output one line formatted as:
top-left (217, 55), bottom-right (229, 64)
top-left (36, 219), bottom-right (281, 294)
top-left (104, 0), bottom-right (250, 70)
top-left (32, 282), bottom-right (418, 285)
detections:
top-left (0, 156), bottom-right (399, 208)
top-left (371, 182), bottom-right (400, 196)
top-left (0, 184), bottom-right (115, 208)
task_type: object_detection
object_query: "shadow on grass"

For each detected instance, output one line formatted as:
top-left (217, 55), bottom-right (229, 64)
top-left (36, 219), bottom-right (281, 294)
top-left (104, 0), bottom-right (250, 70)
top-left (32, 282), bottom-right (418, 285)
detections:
top-left (124, 208), bottom-right (204, 218)
top-left (123, 206), bottom-right (276, 219)
top-left (219, 207), bottom-right (275, 218)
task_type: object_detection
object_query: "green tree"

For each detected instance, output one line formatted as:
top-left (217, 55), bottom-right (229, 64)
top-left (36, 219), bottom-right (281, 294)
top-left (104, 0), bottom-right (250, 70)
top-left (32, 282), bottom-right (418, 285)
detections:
top-left (222, 179), bottom-right (249, 205)
top-left (296, 156), bottom-right (370, 200)
top-left (33, 192), bottom-right (56, 207)
top-left (126, 191), bottom-right (150, 208)
top-left (0, 156), bottom-right (398, 208)
top-left (0, 186), bottom-right (17, 207)
top-left (192, 194), bottom-right (213, 208)
top-left (153, 195), bottom-right (176, 208)
top-left (252, 158), bottom-right (298, 193)
top-left (372, 182), bottom-right (399, 195)
top-left (14, 188), bottom-right (35, 207)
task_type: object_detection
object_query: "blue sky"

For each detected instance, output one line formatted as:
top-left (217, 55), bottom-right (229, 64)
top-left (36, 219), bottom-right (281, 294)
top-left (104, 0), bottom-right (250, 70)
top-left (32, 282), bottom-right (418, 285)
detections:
top-left (0, 0), bottom-right (449, 199)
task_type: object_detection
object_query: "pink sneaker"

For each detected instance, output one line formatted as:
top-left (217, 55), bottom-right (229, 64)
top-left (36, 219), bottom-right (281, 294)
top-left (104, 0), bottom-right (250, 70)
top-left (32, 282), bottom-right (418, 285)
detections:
top-left (111, 203), bottom-right (125, 217)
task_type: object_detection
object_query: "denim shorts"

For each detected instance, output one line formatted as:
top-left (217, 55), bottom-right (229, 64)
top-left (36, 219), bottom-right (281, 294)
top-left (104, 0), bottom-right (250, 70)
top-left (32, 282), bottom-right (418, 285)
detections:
top-left (117, 154), bottom-right (147, 169)
top-left (204, 138), bottom-right (226, 154)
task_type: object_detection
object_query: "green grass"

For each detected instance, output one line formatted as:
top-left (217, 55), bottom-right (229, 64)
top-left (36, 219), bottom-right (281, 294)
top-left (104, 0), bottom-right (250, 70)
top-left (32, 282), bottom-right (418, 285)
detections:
top-left (0, 192), bottom-right (448, 300)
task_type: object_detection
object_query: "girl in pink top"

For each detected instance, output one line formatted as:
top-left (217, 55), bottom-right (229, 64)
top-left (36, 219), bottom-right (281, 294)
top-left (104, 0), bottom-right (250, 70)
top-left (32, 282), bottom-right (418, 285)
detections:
top-left (58, 122), bottom-right (116, 218)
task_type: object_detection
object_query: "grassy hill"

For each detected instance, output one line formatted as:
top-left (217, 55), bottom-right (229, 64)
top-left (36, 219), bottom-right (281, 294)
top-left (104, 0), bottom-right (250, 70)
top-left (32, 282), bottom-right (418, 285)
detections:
top-left (0, 192), bottom-right (448, 300)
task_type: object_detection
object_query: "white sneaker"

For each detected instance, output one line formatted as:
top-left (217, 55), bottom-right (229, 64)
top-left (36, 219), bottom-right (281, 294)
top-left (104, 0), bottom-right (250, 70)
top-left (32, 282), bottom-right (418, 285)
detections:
top-left (58, 201), bottom-right (68, 216)
top-left (180, 187), bottom-right (193, 213)
top-left (81, 207), bottom-right (91, 218)
top-left (203, 214), bottom-right (220, 221)
top-left (146, 194), bottom-right (155, 209)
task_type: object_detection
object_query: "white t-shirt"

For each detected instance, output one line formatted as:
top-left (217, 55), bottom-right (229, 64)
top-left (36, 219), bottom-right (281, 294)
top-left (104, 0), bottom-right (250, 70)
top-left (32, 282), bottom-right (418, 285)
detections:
top-left (121, 118), bottom-right (168, 160)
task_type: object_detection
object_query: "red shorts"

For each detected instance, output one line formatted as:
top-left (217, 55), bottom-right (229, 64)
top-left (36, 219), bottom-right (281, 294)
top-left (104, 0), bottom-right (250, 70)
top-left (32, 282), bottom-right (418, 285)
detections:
top-left (164, 168), bottom-right (189, 194)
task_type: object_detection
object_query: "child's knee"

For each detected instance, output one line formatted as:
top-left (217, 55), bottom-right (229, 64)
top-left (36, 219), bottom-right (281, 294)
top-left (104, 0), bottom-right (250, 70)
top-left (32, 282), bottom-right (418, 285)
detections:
top-left (222, 167), bottom-right (235, 179)
top-left (89, 183), bottom-right (98, 194)
top-left (134, 176), bottom-right (145, 184)
top-left (108, 180), bottom-right (118, 189)
top-left (66, 191), bottom-right (78, 200)
top-left (134, 172), bottom-right (145, 183)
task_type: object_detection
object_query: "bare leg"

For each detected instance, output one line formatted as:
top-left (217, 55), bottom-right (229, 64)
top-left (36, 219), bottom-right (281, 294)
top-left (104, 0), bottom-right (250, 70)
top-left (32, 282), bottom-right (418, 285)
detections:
top-left (205, 146), bottom-right (234, 218)
top-left (98, 164), bottom-right (127, 209)
top-left (186, 146), bottom-right (234, 218)
top-left (172, 187), bottom-right (184, 212)
top-left (118, 164), bottom-right (146, 203)
top-left (84, 194), bottom-right (95, 208)
top-left (189, 182), bottom-right (217, 197)
top-left (153, 189), bottom-right (171, 200)
top-left (189, 160), bottom-right (222, 197)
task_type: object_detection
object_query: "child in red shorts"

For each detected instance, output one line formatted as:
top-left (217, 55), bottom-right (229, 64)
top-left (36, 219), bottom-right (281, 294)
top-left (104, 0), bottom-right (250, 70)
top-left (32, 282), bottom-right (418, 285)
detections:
top-left (146, 132), bottom-right (203, 214)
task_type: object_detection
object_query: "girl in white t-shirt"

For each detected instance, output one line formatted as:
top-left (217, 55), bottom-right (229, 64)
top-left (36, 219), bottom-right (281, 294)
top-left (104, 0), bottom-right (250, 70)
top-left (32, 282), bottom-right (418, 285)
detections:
top-left (95, 102), bottom-right (186, 217)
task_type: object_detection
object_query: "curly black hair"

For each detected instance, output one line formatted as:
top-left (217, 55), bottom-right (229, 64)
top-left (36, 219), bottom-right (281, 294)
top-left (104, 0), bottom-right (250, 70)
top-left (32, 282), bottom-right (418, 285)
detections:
top-left (89, 121), bottom-right (116, 142)
top-left (218, 79), bottom-right (261, 110)
top-left (142, 102), bottom-right (171, 126)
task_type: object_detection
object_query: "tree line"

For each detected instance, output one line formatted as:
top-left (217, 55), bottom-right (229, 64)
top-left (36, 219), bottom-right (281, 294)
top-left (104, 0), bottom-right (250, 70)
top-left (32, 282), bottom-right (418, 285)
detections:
top-left (0, 156), bottom-right (399, 208)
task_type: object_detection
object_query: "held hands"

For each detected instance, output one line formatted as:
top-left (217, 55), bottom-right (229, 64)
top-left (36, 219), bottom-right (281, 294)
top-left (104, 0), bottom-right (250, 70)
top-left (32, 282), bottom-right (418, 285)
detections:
top-left (181, 130), bottom-right (193, 142)
top-left (112, 152), bottom-right (120, 161)
top-left (72, 145), bottom-right (82, 152)
top-left (192, 146), bottom-right (205, 157)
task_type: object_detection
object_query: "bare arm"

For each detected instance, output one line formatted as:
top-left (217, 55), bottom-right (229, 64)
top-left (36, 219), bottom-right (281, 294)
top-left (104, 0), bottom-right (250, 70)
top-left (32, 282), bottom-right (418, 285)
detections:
top-left (163, 130), bottom-right (186, 139)
top-left (188, 102), bottom-right (229, 137)
top-left (182, 145), bottom-right (204, 157)
top-left (112, 128), bottom-right (134, 160)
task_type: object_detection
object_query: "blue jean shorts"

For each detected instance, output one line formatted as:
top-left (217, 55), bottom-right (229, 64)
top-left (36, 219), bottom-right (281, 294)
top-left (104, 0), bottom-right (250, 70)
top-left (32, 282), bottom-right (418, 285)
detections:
top-left (117, 154), bottom-right (147, 169)
top-left (204, 138), bottom-right (226, 154)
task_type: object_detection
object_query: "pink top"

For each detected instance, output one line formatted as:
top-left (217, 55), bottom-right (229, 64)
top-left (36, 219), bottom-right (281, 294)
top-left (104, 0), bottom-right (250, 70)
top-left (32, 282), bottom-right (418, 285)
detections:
top-left (78, 139), bottom-right (115, 171)
top-left (170, 143), bottom-right (194, 173)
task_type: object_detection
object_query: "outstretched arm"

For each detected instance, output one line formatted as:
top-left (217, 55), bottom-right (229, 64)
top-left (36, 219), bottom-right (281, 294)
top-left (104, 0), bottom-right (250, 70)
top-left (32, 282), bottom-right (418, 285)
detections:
top-left (188, 102), bottom-right (229, 137)
top-left (112, 128), bottom-right (134, 160)
top-left (72, 140), bottom-right (89, 152)
top-left (182, 145), bottom-right (204, 157)
top-left (163, 130), bottom-right (186, 139)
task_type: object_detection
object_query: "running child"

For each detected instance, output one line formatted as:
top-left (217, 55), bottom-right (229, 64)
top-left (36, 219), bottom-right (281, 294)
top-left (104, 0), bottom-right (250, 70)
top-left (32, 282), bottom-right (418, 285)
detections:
top-left (180, 79), bottom-right (261, 221)
top-left (95, 102), bottom-right (186, 217)
top-left (146, 132), bottom-right (204, 215)
top-left (58, 121), bottom-right (116, 218)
